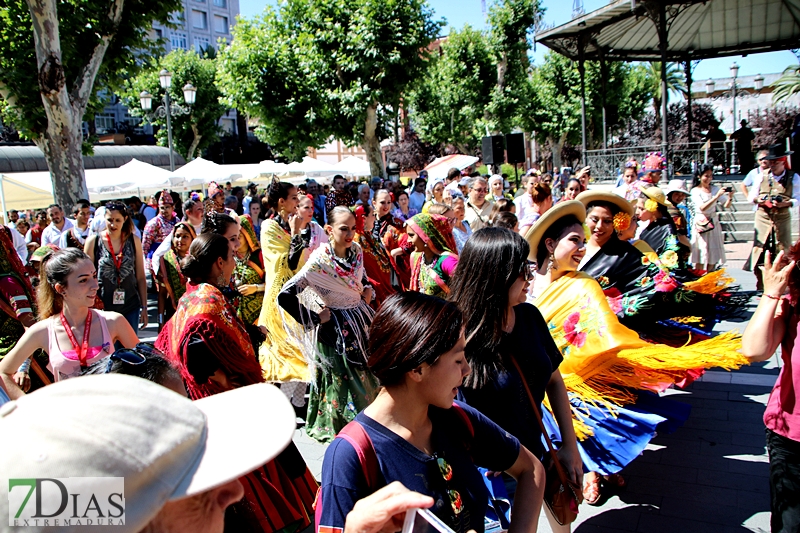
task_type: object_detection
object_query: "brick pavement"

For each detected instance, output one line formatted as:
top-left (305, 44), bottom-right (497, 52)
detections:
top-left (291, 249), bottom-right (777, 533)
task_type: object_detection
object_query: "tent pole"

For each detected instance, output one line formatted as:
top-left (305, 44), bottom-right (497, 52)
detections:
top-left (658, 2), bottom-right (669, 176)
top-left (0, 176), bottom-right (6, 225)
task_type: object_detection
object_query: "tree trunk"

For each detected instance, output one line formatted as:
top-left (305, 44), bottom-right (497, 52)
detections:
top-left (26, 0), bottom-right (124, 209)
top-left (363, 102), bottom-right (385, 178)
top-left (187, 123), bottom-right (202, 161)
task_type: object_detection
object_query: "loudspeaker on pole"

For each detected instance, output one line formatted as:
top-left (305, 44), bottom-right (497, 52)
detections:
top-left (505, 133), bottom-right (526, 165)
top-left (482, 135), bottom-right (505, 166)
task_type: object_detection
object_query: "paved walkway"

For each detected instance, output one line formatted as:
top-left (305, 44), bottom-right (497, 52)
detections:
top-left (288, 239), bottom-right (779, 532)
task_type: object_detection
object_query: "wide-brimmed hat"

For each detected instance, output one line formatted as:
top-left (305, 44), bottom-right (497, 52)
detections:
top-left (665, 179), bottom-right (690, 196)
top-left (765, 143), bottom-right (794, 160)
top-left (641, 186), bottom-right (669, 206)
top-left (523, 200), bottom-right (586, 262)
top-left (575, 190), bottom-right (634, 217)
top-left (0, 375), bottom-right (296, 532)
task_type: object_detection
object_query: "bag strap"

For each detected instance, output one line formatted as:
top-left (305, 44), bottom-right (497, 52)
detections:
top-left (337, 420), bottom-right (381, 491)
top-left (508, 356), bottom-right (571, 486)
top-left (451, 402), bottom-right (475, 439)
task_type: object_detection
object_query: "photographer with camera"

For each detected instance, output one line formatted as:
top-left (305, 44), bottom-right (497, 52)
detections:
top-left (746, 144), bottom-right (800, 290)
top-left (690, 165), bottom-right (733, 272)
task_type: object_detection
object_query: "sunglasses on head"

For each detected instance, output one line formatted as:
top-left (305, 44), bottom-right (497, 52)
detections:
top-left (104, 343), bottom-right (160, 373)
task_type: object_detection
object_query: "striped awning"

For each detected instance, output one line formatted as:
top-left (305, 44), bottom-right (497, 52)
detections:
top-left (423, 154), bottom-right (480, 180)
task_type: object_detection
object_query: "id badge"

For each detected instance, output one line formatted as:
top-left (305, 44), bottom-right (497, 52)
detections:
top-left (113, 289), bottom-right (125, 305)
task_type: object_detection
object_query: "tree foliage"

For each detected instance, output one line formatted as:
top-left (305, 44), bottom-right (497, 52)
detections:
top-left (749, 105), bottom-right (800, 148)
top-left (0, 0), bottom-right (182, 207)
top-left (772, 65), bottom-right (800, 104)
top-left (646, 62), bottom-right (686, 120)
top-left (618, 102), bottom-right (717, 148)
top-left (389, 130), bottom-right (439, 172)
top-left (217, 0), bottom-right (442, 176)
top-left (122, 49), bottom-right (226, 161)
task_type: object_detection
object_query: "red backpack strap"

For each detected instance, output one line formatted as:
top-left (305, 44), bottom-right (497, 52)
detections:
top-left (337, 420), bottom-right (381, 491)
top-left (451, 402), bottom-right (475, 439)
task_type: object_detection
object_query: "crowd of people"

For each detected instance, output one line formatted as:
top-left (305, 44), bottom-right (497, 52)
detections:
top-left (1, 144), bottom-right (799, 533)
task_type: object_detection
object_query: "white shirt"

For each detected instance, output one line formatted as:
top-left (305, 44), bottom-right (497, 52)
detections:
top-left (8, 226), bottom-right (27, 263)
top-left (746, 169), bottom-right (800, 207)
top-left (408, 191), bottom-right (426, 212)
top-left (41, 219), bottom-right (74, 247)
top-left (58, 222), bottom-right (90, 248)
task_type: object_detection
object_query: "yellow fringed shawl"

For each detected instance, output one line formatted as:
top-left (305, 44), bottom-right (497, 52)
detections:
top-left (535, 271), bottom-right (747, 438)
top-left (257, 219), bottom-right (311, 382)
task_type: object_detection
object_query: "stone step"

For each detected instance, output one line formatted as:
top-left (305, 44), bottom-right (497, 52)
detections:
top-left (719, 211), bottom-right (754, 222)
top-left (719, 221), bottom-right (756, 232)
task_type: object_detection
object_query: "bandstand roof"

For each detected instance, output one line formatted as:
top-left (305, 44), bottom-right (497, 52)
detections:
top-left (535, 0), bottom-right (800, 62)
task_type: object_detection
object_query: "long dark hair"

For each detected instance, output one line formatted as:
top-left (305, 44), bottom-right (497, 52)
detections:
top-left (104, 201), bottom-right (135, 244)
top-left (448, 228), bottom-right (528, 388)
top-left (181, 233), bottom-right (230, 283)
top-left (368, 292), bottom-right (463, 387)
top-left (693, 163), bottom-right (714, 187)
top-left (38, 248), bottom-right (89, 319)
top-left (201, 211), bottom-right (237, 236)
top-left (265, 178), bottom-right (296, 218)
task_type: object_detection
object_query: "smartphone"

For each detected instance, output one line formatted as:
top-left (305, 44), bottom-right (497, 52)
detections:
top-left (724, 186), bottom-right (734, 192)
top-left (401, 508), bottom-right (456, 533)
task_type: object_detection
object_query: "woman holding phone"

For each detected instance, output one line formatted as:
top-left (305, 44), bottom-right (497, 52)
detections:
top-left (690, 164), bottom-right (732, 272)
top-left (317, 291), bottom-right (544, 533)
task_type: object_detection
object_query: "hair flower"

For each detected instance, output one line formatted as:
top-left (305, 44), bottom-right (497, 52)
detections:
top-left (613, 212), bottom-right (631, 232)
top-left (644, 199), bottom-right (659, 213)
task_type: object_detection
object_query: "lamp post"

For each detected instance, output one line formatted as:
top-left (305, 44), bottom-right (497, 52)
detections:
top-left (705, 65), bottom-right (764, 171)
top-left (139, 69), bottom-right (197, 171)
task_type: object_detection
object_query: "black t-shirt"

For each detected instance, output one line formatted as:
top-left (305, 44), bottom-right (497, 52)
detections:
top-left (460, 303), bottom-right (563, 458)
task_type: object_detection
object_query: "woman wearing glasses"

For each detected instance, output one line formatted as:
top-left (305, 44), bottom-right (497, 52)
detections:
top-left (449, 228), bottom-right (579, 531)
top-left (155, 233), bottom-right (319, 533)
top-left (0, 248), bottom-right (138, 397)
top-left (317, 291), bottom-right (545, 533)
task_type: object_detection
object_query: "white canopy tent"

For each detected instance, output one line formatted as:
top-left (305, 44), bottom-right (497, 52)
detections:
top-left (282, 156), bottom-right (339, 177)
top-left (333, 156), bottom-right (371, 177)
top-left (423, 154), bottom-right (480, 181)
top-left (169, 157), bottom-right (243, 187)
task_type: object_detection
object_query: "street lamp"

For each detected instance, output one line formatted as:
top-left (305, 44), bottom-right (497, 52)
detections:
top-left (139, 69), bottom-right (195, 171)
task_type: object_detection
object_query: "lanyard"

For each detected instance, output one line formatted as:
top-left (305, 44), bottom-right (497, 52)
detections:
top-left (60, 310), bottom-right (92, 367)
top-left (105, 233), bottom-right (124, 272)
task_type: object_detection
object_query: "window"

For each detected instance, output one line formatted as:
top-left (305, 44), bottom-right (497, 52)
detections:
top-left (214, 15), bottom-right (228, 33)
top-left (213, 0), bottom-right (227, 7)
top-left (194, 36), bottom-right (211, 53)
top-left (170, 31), bottom-right (188, 50)
top-left (169, 12), bottom-right (184, 26)
top-left (192, 10), bottom-right (207, 29)
top-left (220, 118), bottom-right (236, 134)
top-left (95, 113), bottom-right (116, 132)
top-left (153, 28), bottom-right (163, 39)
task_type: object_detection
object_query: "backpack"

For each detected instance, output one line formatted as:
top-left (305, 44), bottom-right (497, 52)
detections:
top-left (313, 403), bottom-right (511, 533)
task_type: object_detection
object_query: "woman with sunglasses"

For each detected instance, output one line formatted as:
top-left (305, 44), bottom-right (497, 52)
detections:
top-left (155, 232), bottom-right (318, 533)
top-left (406, 213), bottom-right (459, 298)
top-left (84, 202), bottom-right (148, 335)
top-left (0, 248), bottom-right (139, 398)
top-left (448, 228), bottom-right (579, 531)
top-left (317, 291), bottom-right (545, 533)
top-left (524, 201), bottom-right (747, 506)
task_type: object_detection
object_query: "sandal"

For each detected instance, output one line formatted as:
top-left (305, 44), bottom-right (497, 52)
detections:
top-left (583, 474), bottom-right (602, 505)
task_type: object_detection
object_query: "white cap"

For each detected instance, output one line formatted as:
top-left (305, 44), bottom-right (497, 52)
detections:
top-left (489, 174), bottom-right (504, 186)
top-left (0, 374), bottom-right (295, 532)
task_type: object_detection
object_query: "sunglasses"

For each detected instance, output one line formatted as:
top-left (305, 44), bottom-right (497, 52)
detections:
top-left (104, 343), bottom-right (158, 373)
top-left (472, 188), bottom-right (488, 194)
top-left (434, 455), bottom-right (463, 516)
top-left (520, 260), bottom-right (535, 281)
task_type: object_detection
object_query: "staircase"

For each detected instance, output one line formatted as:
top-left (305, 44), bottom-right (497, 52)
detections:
top-left (713, 178), bottom-right (800, 244)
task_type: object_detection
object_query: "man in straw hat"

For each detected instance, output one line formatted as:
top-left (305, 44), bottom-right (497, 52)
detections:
top-left (0, 375), bottom-right (434, 533)
top-left (746, 143), bottom-right (800, 289)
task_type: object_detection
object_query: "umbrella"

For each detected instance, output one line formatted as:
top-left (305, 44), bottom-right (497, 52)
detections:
top-left (423, 154), bottom-right (479, 180)
top-left (333, 156), bottom-right (371, 177)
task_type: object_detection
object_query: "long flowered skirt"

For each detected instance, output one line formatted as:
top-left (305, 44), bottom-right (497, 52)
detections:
top-left (306, 341), bottom-right (379, 443)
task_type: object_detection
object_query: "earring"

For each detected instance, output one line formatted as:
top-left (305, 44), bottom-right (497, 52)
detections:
top-left (547, 253), bottom-right (556, 273)
top-left (217, 273), bottom-right (228, 286)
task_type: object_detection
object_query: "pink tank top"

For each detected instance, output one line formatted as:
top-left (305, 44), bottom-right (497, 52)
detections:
top-left (764, 310), bottom-right (800, 442)
top-left (47, 310), bottom-right (113, 381)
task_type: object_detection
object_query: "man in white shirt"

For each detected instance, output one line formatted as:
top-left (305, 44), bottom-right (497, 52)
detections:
top-left (464, 177), bottom-right (492, 231)
top-left (5, 210), bottom-right (18, 230)
top-left (40, 204), bottom-right (73, 247)
top-left (739, 149), bottom-right (770, 204)
top-left (59, 199), bottom-right (92, 249)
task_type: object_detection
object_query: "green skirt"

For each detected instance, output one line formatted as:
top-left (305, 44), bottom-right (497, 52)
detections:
top-left (305, 341), bottom-right (379, 443)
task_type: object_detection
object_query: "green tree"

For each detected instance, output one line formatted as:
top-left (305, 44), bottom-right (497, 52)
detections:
top-left (646, 62), bottom-right (686, 121)
top-left (772, 64), bottom-right (800, 104)
top-left (0, 0), bottom-right (182, 208)
top-left (122, 49), bottom-right (226, 161)
top-left (408, 25), bottom-right (495, 153)
top-left (218, 0), bottom-right (442, 177)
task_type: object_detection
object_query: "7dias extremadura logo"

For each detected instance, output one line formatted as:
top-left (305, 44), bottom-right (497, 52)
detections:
top-left (8, 477), bottom-right (125, 527)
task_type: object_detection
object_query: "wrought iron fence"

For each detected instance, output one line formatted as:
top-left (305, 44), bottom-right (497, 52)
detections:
top-left (585, 142), bottom-right (731, 183)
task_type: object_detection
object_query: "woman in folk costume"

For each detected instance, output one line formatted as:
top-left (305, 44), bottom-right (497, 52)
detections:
top-left (635, 186), bottom-right (689, 262)
top-left (156, 221), bottom-right (195, 328)
top-left (297, 193), bottom-right (327, 256)
top-left (234, 214), bottom-right (266, 326)
top-left (155, 233), bottom-right (318, 533)
top-left (257, 180), bottom-right (312, 386)
top-left (277, 206), bottom-right (379, 443)
top-left (524, 200), bottom-right (747, 504)
top-left (354, 204), bottom-right (400, 306)
top-left (406, 213), bottom-right (459, 298)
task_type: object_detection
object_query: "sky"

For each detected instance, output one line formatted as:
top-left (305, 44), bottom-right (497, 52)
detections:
top-left (238, 0), bottom-right (798, 80)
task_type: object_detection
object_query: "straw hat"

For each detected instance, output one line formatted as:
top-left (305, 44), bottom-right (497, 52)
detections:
top-left (641, 186), bottom-right (669, 206)
top-left (665, 179), bottom-right (689, 196)
top-left (575, 190), bottom-right (634, 217)
top-left (523, 200), bottom-right (586, 262)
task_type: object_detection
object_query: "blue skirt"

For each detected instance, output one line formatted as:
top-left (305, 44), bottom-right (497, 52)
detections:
top-left (542, 391), bottom-right (690, 475)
